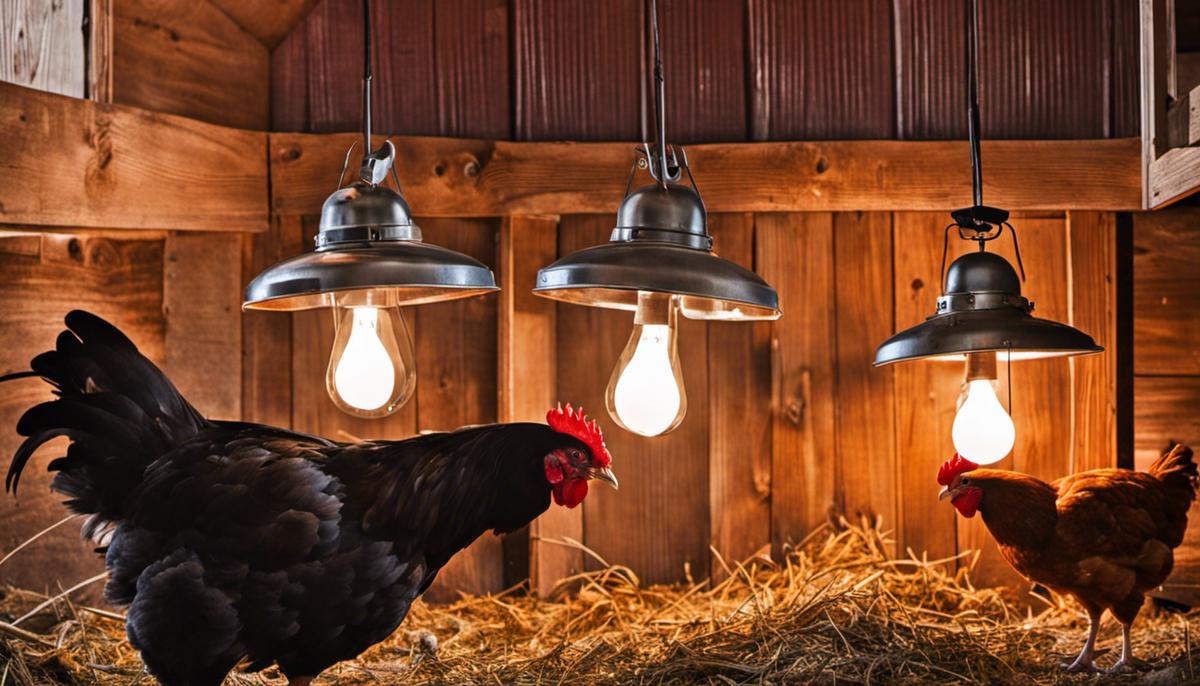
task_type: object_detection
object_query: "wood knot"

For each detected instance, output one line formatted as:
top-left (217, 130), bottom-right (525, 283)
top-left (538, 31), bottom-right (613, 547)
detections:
top-left (281, 147), bottom-right (301, 162)
top-left (815, 156), bottom-right (829, 174)
top-left (784, 396), bottom-right (804, 425)
top-left (86, 239), bottom-right (118, 268)
top-left (911, 278), bottom-right (924, 292)
top-left (463, 160), bottom-right (480, 178)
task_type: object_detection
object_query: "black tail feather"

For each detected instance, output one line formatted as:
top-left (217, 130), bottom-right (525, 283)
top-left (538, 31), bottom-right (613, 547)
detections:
top-left (4, 310), bottom-right (210, 525)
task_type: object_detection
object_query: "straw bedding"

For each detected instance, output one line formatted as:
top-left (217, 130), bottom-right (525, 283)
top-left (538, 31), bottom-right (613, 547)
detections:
top-left (2, 518), bottom-right (1198, 685)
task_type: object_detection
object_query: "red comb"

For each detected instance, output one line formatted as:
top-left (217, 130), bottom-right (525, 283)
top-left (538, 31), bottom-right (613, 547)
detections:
top-left (937, 453), bottom-right (978, 486)
top-left (547, 403), bottom-right (611, 467)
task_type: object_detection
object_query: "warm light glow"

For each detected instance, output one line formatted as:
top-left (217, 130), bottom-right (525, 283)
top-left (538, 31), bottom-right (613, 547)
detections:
top-left (952, 379), bottom-right (1015, 464)
top-left (606, 293), bottom-right (686, 437)
top-left (326, 305), bottom-right (416, 417)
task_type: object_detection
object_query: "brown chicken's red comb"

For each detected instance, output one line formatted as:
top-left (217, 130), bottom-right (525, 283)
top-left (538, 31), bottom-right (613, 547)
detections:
top-left (937, 453), bottom-right (978, 486)
top-left (547, 403), bottom-right (611, 467)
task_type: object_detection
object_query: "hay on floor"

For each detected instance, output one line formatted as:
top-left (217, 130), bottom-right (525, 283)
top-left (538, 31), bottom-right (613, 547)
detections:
top-left (1, 518), bottom-right (1197, 685)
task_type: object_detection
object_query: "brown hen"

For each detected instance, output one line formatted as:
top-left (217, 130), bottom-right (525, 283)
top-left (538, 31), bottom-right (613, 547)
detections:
top-left (938, 445), bottom-right (1197, 673)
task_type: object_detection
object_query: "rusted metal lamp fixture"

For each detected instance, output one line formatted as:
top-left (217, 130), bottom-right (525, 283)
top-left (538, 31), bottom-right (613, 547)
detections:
top-left (534, 0), bottom-right (781, 438)
top-left (873, 0), bottom-right (1101, 465)
top-left (243, 0), bottom-right (497, 418)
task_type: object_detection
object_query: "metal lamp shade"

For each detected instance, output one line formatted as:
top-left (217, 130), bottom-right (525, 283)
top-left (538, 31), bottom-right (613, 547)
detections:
top-left (534, 183), bottom-right (781, 321)
top-left (874, 250), bottom-right (1102, 365)
top-left (244, 182), bottom-right (497, 311)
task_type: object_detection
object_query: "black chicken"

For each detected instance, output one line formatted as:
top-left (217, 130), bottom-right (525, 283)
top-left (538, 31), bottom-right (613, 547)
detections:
top-left (3, 311), bottom-right (617, 686)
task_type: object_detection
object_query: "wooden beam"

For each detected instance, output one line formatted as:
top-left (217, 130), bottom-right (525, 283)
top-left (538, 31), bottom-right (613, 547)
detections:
top-left (209, 0), bottom-right (318, 49)
top-left (497, 215), bottom-right (573, 597)
top-left (0, 83), bottom-right (267, 233)
top-left (270, 134), bottom-right (1142, 217)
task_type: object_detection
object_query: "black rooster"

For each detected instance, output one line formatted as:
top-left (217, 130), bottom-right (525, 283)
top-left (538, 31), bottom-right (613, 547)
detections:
top-left (3, 311), bottom-right (617, 686)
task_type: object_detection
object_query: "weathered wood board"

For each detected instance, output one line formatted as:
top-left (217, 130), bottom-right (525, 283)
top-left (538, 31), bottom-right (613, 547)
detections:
top-left (0, 83), bottom-right (268, 233)
top-left (0, 0), bottom-right (85, 97)
top-left (270, 134), bottom-right (1142, 218)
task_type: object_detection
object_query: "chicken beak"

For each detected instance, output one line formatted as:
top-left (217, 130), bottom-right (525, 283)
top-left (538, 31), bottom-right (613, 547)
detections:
top-left (938, 485), bottom-right (957, 501)
top-left (590, 466), bottom-right (619, 490)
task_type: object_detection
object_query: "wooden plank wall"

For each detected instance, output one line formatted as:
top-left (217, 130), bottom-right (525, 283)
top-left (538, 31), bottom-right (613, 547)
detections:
top-left (0, 228), bottom-right (244, 600)
top-left (545, 211), bottom-right (1116, 587)
top-left (256, 0), bottom-right (1136, 594)
top-left (1133, 207), bottom-right (1200, 603)
top-left (0, 0), bottom-right (1145, 600)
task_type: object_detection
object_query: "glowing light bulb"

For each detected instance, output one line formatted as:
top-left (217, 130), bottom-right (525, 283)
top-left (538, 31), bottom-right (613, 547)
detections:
top-left (951, 354), bottom-right (1015, 464)
top-left (326, 305), bottom-right (416, 417)
top-left (606, 293), bottom-right (687, 437)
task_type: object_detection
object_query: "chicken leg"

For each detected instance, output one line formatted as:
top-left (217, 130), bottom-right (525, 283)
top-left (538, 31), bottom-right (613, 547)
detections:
top-left (1106, 623), bottom-right (1134, 673)
top-left (1062, 608), bottom-right (1102, 673)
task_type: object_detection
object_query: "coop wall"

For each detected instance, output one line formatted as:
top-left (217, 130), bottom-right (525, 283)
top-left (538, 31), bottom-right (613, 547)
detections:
top-left (0, 0), bottom-right (1180, 605)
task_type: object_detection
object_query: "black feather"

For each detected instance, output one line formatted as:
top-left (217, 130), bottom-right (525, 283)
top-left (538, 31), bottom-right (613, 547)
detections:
top-left (6, 311), bottom-right (605, 685)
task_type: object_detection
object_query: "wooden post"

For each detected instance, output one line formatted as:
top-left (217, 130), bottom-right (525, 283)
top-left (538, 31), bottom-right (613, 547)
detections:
top-left (1067, 211), bottom-right (1119, 472)
top-left (707, 214), bottom-right (772, 578)
top-left (756, 213), bottom-right (837, 556)
top-left (834, 212), bottom-right (897, 540)
top-left (497, 215), bottom-right (571, 596)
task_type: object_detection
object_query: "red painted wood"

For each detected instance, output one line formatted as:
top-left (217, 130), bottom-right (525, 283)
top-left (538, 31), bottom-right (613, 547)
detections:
top-left (658, 0), bottom-right (748, 143)
top-left (370, 0), bottom-right (438, 135)
top-left (433, 0), bottom-right (511, 139)
top-left (1111, 0), bottom-right (1139, 138)
top-left (291, 0), bottom-right (509, 138)
top-left (513, 0), bottom-right (644, 141)
top-left (894, 0), bottom-right (963, 140)
top-left (271, 24), bottom-right (309, 132)
top-left (896, 0), bottom-right (1129, 140)
top-left (302, 0), bottom-right (368, 133)
top-left (748, 0), bottom-right (894, 140)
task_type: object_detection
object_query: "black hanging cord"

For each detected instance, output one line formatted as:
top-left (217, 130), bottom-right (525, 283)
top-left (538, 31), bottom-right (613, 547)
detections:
top-left (965, 0), bottom-right (982, 209)
top-left (650, 0), bottom-right (670, 188)
top-left (950, 0), bottom-right (1008, 233)
top-left (362, 0), bottom-right (373, 155)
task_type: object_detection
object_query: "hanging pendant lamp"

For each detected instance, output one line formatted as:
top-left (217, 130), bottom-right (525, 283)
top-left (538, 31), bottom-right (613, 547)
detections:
top-left (534, 0), bottom-right (781, 438)
top-left (872, 0), bottom-right (1101, 465)
top-left (244, 0), bottom-right (497, 418)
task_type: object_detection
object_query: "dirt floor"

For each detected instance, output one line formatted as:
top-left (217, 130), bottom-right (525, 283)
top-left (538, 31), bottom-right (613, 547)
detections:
top-left (2, 519), bottom-right (1199, 685)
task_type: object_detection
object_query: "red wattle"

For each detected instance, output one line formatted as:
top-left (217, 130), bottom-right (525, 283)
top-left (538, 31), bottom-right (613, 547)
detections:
top-left (559, 478), bottom-right (588, 508)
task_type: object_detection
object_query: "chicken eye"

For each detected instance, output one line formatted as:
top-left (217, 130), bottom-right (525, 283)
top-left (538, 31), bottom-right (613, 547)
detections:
top-left (961, 477), bottom-right (970, 485)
